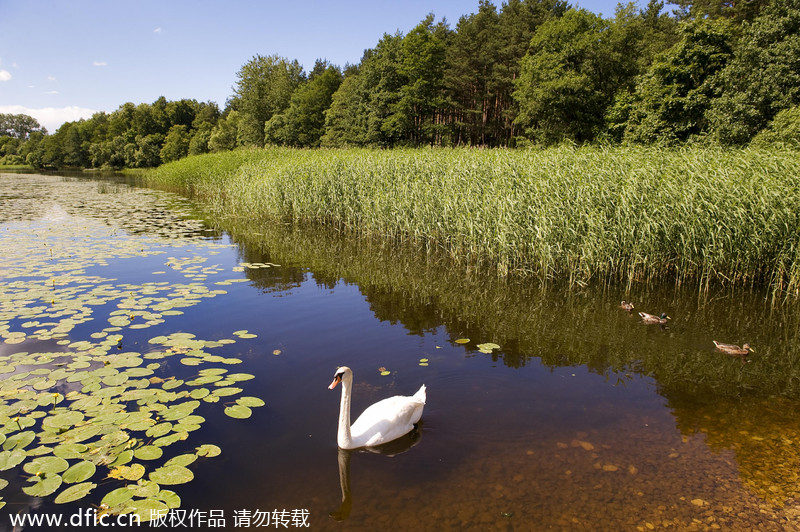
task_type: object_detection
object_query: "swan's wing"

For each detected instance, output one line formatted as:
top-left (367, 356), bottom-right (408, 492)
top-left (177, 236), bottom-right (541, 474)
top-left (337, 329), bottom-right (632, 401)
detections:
top-left (350, 392), bottom-right (426, 448)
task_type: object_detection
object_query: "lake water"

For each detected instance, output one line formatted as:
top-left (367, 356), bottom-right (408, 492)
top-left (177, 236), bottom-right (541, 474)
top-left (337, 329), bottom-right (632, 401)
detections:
top-left (1, 173), bottom-right (800, 531)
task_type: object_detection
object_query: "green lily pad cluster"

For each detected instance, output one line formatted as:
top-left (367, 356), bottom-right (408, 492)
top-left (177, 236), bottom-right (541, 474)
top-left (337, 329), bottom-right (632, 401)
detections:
top-left (238, 262), bottom-right (279, 269)
top-left (0, 342), bottom-right (258, 517)
top-left (477, 343), bottom-right (501, 354)
top-left (0, 176), bottom-right (267, 517)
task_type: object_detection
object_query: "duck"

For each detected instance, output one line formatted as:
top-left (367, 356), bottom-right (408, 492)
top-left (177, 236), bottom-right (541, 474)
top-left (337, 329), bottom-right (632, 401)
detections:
top-left (620, 301), bottom-right (635, 311)
top-left (639, 311), bottom-right (670, 324)
top-left (713, 341), bottom-right (754, 357)
top-left (329, 366), bottom-right (426, 450)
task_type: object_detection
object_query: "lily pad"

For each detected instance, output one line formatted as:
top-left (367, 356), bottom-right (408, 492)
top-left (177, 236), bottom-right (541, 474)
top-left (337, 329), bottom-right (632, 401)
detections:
top-left (22, 473), bottom-right (62, 497)
top-left (62, 461), bottom-right (96, 483)
top-left (101, 486), bottom-right (133, 507)
top-left (162, 378), bottom-right (183, 390)
top-left (226, 372), bottom-right (255, 382)
top-left (195, 444), bottom-right (222, 458)
top-left (152, 434), bottom-right (182, 447)
top-left (54, 482), bottom-right (96, 504)
top-left (23, 456), bottom-right (70, 475)
top-left (128, 480), bottom-right (160, 498)
top-left (26, 445), bottom-right (53, 457)
top-left (236, 397), bottom-right (265, 408)
top-left (102, 373), bottom-right (129, 386)
top-left (111, 463), bottom-right (145, 481)
top-left (53, 443), bottom-right (89, 460)
top-left (134, 446), bottom-right (164, 461)
top-left (0, 450), bottom-right (26, 471)
top-left (3, 431), bottom-right (35, 451)
top-left (477, 342), bottom-right (501, 354)
top-left (59, 424), bottom-right (102, 443)
top-left (178, 415), bottom-right (205, 425)
top-left (211, 387), bottom-right (242, 397)
top-left (165, 453), bottom-right (197, 467)
top-left (198, 368), bottom-right (227, 376)
top-left (157, 489), bottom-right (181, 508)
top-left (146, 423), bottom-right (173, 438)
top-left (43, 411), bottom-right (85, 430)
top-left (224, 405), bottom-right (252, 419)
top-left (149, 464), bottom-right (194, 485)
top-left (189, 388), bottom-right (210, 399)
top-left (127, 497), bottom-right (169, 522)
top-left (187, 376), bottom-right (222, 386)
top-left (110, 450), bottom-right (134, 467)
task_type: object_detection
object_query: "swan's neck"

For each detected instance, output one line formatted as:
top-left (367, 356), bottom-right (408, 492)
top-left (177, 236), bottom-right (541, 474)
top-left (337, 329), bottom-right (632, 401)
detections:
top-left (337, 376), bottom-right (353, 449)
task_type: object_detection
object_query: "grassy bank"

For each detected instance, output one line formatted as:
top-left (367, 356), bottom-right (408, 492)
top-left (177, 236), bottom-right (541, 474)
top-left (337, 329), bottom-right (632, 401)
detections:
top-left (0, 164), bottom-right (35, 171)
top-left (145, 146), bottom-right (800, 295)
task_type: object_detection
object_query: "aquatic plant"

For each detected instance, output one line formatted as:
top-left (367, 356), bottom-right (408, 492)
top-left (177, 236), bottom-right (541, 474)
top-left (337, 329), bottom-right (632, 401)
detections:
top-left (146, 146), bottom-right (800, 296)
top-left (0, 176), bottom-right (265, 519)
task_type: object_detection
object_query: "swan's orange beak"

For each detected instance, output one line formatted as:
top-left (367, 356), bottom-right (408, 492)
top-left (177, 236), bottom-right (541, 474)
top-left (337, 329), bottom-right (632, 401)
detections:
top-left (328, 375), bottom-right (342, 390)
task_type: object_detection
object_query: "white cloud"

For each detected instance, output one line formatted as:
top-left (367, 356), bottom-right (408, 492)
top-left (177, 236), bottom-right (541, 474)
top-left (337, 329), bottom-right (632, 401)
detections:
top-left (93, 61), bottom-right (107, 67)
top-left (0, 70), bottom-right (11, 81)
top-left (0, 105), bottom-right (98, 133)
top-left (153, 27), bottom-right (162, 34)
top-left (43, 90), bottom-right (59, 95)
top-left (47, 75), bottom-right (56, 81)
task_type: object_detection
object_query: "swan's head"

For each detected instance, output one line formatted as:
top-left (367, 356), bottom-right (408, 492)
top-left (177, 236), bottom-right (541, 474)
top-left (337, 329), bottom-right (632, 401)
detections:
top-left (328, 366), bottom-right (352, 390)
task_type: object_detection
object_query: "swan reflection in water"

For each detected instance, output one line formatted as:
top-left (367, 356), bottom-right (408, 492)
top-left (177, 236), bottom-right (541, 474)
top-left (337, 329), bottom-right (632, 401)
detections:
top-left (330, 422), bottom-right (423, 522)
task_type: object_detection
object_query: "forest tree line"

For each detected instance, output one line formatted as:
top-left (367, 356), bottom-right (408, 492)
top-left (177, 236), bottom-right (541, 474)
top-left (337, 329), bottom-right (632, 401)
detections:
top-left (2, 0), bottom-right (799, 169)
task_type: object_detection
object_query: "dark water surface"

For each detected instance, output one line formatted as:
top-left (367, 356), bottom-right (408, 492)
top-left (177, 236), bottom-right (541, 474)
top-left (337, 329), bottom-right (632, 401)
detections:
top-left (2, 173), bottom-right (800, 531)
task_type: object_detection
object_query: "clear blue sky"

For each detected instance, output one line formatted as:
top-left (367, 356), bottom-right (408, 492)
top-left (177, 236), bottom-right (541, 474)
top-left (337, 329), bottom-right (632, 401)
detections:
top-left (0, 0), bottom-right (643, 132)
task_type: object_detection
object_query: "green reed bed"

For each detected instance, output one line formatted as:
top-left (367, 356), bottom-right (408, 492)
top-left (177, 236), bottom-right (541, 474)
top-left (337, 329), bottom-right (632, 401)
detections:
top-left (145, 146), bottom-right (800, 294)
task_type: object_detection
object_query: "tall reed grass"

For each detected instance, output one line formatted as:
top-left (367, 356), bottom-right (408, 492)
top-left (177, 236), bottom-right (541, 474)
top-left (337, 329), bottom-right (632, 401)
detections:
top-left (145, 146), bottom-right (800, 295)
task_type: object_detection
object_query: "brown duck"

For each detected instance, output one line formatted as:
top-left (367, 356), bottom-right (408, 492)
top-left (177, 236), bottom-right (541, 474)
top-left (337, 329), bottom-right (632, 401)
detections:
top-left (620, 301), bottom-right (635, 311)
top-left (713, 341), bottom-right (754, 357)
top-left (639, 312), bottom-right (670, 324)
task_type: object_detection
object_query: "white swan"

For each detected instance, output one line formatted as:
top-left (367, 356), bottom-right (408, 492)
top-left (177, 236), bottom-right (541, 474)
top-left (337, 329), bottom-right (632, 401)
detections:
top-left (328, 366), bottom-right (426, 450)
